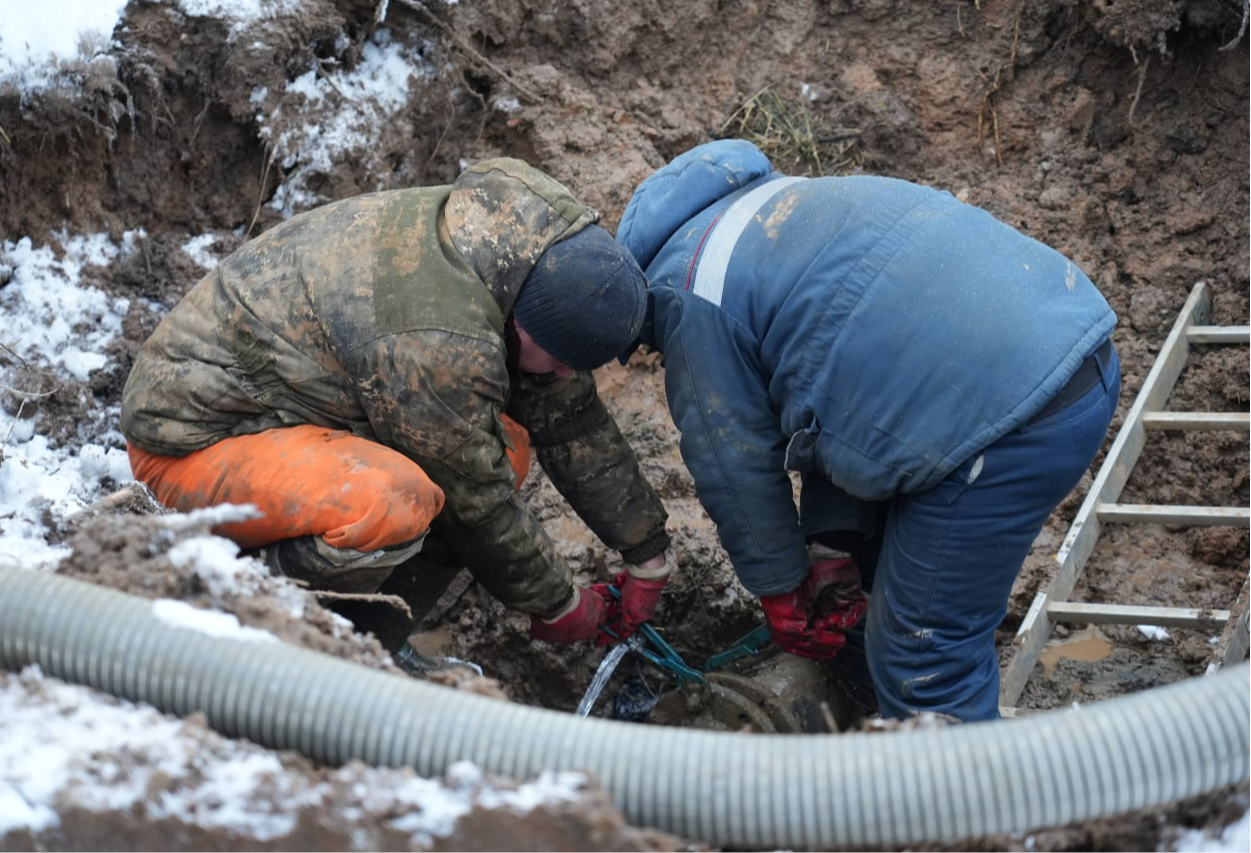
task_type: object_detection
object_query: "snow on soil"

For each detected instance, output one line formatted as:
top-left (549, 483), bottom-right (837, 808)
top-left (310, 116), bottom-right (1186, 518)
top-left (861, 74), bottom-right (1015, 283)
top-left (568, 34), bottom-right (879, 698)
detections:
top-left (0, 232), bottom-right (135, 567)
top-left (256, 27), bottom-right (436, 216)
top-left (0, 2), bottom-right (309, 95)
top-left (0, 0), bottom-right (129, 93)
top-left (1174, 816), bottom-right (1251, 853)
top-left (0, 666), bottom-right (586, 844)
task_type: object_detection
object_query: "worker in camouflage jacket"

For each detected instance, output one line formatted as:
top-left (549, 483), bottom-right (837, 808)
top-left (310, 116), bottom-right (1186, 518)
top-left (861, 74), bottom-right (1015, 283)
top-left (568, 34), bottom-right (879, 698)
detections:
top-left (121, 158), bottom-right (672, 649)
top-left (616, 140), bottom-right (1119, 721)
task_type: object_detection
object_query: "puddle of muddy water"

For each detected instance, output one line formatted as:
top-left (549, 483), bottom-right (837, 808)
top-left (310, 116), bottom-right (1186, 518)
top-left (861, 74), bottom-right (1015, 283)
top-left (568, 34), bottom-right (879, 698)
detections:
top-left (1038, 625), bottom-right (1114, 672)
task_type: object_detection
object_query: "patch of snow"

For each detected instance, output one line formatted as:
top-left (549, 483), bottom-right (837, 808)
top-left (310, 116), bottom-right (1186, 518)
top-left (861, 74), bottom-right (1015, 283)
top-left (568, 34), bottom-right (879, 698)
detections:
top-left (478, 768), bottom-right (585, 812)
top-left (258, 28), bottom-right (434, 217)
top-left (388, 761), bottom-right (587, 846)
top-left (0, 230), bottom-right (139, 569)
top-left (0, 434), bottom-right (129, 569)
top-left (152, 599), bottom-right (279, 642)
top-left (162, 516), bottom-right (306, 617)
top-left (1168, 808), bottom-right (1251, 852)
top-left (0, 233), bottom-right (134, 380)
top-left (0, 666), bottom-right (201, 834)
top-left (175, 0), bottom-right (293, 17)
top-left (164, 503), bottom-right (262, 531)
top-left (156, 753), bottom-right (304, 839)
top-left (1137, 624), bottom-right (1170, 641)
top-left (182, 233), bottom-right (222, 270)
top-left (167, 532), bottom-right (308, 617)
top-left (170, 1), bottom-right (304, 39)
top-left (2, 666), bottom-right (592, 843)
top-left (0, 1), bottom-right (129, 94)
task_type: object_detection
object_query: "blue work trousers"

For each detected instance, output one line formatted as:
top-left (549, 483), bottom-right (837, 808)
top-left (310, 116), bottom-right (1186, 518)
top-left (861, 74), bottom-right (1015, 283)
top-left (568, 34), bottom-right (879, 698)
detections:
top-left (801, 343), bottom-right (1120, 721)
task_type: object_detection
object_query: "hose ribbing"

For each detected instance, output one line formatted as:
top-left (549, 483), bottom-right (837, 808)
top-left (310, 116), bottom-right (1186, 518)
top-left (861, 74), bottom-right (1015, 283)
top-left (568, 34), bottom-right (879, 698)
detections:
top-left (1, 565), bottom-right (1246, 848)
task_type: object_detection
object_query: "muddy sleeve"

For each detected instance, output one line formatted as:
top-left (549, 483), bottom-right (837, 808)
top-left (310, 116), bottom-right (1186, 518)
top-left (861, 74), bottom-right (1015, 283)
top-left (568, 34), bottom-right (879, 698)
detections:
top-left (506, 370), bottom-right (670, 565)
top-left (660, 319), bottom-right (810, 598)
top-left (354, 333), bottom-right (575, 617)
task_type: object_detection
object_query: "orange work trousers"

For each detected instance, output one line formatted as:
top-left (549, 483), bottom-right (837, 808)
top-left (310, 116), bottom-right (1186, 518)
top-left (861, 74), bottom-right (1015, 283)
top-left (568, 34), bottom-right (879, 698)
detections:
top-left (128, 420), bottom-right (531, 553)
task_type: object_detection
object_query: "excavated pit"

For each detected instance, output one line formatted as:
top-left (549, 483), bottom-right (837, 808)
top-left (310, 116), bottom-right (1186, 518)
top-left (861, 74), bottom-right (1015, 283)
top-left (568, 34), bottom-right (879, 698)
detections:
top-left (4, 0), bottom-right (1248, 848)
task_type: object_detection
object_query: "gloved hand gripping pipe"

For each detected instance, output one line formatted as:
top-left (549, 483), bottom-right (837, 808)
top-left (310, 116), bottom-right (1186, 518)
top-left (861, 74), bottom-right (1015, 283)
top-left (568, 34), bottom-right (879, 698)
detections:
top-left (1, 564), bottom-right (1247, 850)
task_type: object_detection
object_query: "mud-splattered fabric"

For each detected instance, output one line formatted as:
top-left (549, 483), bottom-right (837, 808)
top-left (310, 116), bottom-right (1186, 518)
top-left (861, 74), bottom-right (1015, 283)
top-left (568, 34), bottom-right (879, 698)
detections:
top-left (121, 159), bottom-right (669, 616)
top-left (127, 425), bottom-right (443, 552)
top-left (618, 139), bottom-right (1114, 598)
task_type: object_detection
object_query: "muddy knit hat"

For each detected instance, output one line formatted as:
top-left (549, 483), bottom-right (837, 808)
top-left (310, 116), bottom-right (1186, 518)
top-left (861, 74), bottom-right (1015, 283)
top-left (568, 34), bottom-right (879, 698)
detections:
top-left (513, 224), bottom-right (648, 371)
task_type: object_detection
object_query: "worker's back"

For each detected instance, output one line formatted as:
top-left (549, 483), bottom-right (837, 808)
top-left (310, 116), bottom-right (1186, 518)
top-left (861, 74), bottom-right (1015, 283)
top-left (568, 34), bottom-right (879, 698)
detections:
top-left (619, 139), bottom-right (1117, 500)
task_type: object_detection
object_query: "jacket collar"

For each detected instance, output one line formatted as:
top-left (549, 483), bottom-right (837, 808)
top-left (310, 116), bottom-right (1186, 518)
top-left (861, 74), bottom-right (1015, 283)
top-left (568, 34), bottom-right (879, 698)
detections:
top-left (443, 158), bottom-right (599, 318)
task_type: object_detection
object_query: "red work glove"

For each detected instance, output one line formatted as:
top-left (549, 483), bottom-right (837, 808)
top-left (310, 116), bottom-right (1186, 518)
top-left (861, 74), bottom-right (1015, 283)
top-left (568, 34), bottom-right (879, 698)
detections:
top-left (759, 557), bottom-right (866, 659)
top-left (592, 553), bottom-right (673, 646)
top-left (529, 586), bottom-right (610, 643)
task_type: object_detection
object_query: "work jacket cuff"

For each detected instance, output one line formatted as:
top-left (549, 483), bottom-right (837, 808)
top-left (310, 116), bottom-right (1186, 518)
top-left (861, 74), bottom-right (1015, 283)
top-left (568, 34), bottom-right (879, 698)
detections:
top-left (618, 528), bottom-right (670, 567)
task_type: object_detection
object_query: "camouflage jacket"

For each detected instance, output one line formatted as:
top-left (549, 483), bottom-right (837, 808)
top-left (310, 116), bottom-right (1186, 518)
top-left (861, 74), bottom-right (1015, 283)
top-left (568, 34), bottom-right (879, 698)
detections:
top-left (121, 159), bottom-right (670, 616)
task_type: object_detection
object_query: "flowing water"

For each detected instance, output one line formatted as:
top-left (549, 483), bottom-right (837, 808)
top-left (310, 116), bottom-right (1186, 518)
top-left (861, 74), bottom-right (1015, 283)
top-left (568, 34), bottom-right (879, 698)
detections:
top-left (575, 640), bottom-right (634, 717)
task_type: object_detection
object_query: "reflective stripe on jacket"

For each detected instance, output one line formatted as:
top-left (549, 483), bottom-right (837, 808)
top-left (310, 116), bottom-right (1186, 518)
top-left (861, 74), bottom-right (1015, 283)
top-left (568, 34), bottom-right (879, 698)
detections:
top-left (618, 140), bottom-right (1115, 595)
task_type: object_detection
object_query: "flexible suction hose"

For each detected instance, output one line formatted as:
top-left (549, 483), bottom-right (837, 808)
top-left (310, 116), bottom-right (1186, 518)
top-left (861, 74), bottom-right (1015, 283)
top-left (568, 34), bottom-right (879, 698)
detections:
top-left (2, 564), bottom-right (1246, 849)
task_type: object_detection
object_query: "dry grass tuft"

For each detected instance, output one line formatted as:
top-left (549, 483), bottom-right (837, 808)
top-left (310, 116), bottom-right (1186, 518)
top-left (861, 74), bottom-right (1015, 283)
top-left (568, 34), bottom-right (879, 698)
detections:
top-left (719, 87), bottom-right (863, 177)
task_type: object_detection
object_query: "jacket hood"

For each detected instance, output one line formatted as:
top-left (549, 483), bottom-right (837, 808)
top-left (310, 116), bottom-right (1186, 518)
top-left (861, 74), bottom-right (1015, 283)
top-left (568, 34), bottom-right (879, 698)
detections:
top-left (445, 158), bottom-right (599, 316)
top-left (616, 139), bottom-right (774, 269)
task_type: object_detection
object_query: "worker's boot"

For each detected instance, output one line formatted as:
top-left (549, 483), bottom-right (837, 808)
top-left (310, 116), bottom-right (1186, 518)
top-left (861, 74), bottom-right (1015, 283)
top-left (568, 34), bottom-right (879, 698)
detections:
top-left (376, 555), bottom-right (465, 628)
top-left (261, 533), bottom-right (427, 653)
top-left (372, 532), bottom-right (464, 624)
top-left (375, 534), bottom-right (477, 674)
top-left (337, 530), bottom-right (465, 655)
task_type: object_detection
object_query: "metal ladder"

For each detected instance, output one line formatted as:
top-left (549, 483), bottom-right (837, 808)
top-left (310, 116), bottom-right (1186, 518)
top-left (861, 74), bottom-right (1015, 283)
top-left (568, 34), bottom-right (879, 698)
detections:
top-left (1001, 280), bottom-right (1251, 711)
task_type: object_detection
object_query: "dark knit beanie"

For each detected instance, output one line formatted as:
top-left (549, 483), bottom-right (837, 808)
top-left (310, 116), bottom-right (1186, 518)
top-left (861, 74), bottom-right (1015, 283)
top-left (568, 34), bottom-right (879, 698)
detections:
top-left (513, 224), bottom-right (648, 371)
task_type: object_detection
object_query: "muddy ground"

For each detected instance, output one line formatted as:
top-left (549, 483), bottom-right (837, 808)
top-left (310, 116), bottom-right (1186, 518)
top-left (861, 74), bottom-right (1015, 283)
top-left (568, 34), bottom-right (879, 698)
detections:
top-left (1, 0), bottom-right (1248, 849)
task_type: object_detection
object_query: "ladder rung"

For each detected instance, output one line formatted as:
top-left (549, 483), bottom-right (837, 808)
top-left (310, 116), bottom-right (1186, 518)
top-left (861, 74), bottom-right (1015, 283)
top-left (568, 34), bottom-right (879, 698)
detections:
top-left (1096, 503), bottom-right (1251, 527)
top-left (1047, 601), bottom-right (1232, 628)
top-left (1187, 325), bottom-right (1250, 344)
top-left (1142, 412), bottom-right (1250, 432)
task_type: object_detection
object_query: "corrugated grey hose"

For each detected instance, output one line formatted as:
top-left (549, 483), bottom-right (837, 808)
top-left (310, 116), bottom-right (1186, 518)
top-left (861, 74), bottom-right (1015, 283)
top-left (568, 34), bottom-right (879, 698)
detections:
top-left (2, 564), bottom-right (1247, 849)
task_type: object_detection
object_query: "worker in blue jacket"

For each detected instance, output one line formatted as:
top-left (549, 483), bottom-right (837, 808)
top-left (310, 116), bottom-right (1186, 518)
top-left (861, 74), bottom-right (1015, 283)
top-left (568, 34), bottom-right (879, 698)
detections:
top-left (616, 139), bottom-right (1119, 721)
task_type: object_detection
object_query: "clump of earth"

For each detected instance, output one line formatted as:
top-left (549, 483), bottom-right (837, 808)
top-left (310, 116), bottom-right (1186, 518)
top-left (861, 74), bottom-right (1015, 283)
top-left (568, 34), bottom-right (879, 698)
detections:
top-left (1, 0), bottom-right (1247, 849)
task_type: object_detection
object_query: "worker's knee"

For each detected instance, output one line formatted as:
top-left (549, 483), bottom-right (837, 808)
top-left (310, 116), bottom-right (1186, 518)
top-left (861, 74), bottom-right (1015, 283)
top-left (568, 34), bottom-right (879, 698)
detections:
top-left (321, 454), bottom-right (443, 552)
top-left (127, 427), bottom-right (444, 552)
top-left (866, 622), bottom-right (1001, 721)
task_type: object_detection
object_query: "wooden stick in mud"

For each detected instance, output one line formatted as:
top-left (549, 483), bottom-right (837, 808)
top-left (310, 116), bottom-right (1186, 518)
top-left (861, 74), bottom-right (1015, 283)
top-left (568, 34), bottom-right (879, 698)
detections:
top-left (395, 0), bottom-right (545, 105)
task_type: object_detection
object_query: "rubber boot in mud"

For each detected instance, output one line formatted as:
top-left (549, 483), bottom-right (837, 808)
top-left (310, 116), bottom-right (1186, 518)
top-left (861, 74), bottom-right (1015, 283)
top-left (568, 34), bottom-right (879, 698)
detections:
top-left (259, 533), bottom-right (428, 652)
top-left (375, 536), bottom-right (464, 628)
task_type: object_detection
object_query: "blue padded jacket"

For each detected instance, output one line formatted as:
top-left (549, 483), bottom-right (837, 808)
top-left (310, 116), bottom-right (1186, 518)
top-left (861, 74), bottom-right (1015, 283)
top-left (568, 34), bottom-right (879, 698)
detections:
top-left (617, 140), bottom-right (1116, 596)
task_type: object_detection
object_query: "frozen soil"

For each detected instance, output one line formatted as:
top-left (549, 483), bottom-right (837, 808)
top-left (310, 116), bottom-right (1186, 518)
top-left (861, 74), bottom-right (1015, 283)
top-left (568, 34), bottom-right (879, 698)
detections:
top-left (1, 0), bottom-right (1248, 850)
